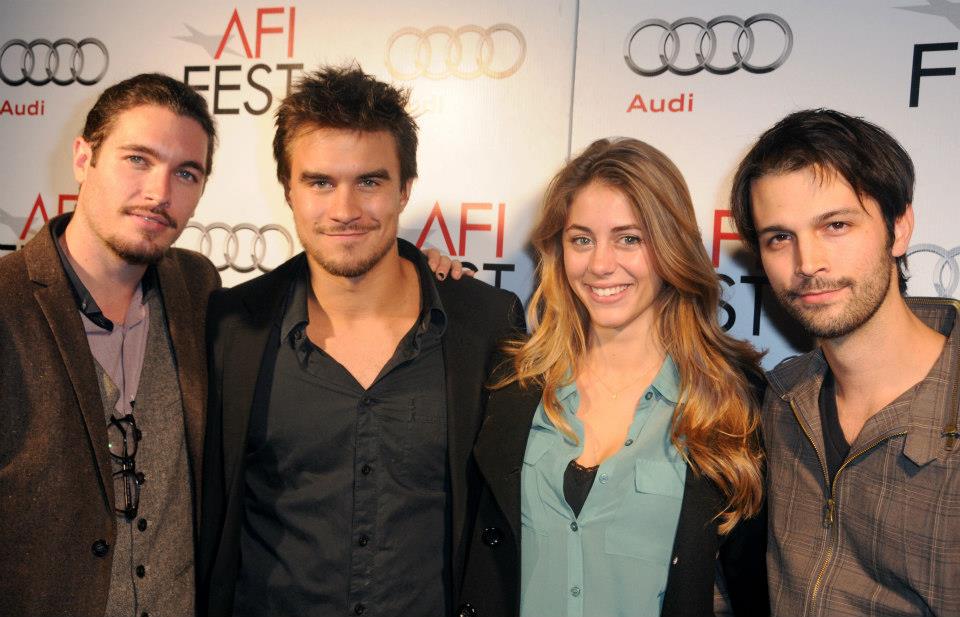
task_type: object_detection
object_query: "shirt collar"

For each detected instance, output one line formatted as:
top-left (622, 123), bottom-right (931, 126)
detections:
top-left (50, 213), bottom-right (157, 332)
top-left (279, 238), bottom-right (448, 344)
top-left (551, 353), bottom-right (680, 407)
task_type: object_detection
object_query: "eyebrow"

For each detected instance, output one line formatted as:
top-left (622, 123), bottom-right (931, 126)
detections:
top-left (299, 168), bottom-right (393, 184)
top-left (118, 144), bottom-right (206, 175)
top-left (757, 207), bottom-right (864, 236)
top-left (564, 223), bottom-right (642, 233)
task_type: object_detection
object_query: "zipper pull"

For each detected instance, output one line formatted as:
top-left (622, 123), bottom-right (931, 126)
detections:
top-left (943, 424), bottom-right (959, 451)
top-left (823, 497), bottom-right (835, 528)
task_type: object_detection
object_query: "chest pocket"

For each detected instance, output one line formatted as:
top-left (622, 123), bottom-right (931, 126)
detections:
top-left (604, 459), bottom-right (686, 563)
top-left (520, 430), bottom-right (553, 536)
top-left (377, 396), bottom-right (447, 492)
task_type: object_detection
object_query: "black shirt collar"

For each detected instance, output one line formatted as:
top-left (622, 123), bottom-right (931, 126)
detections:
top-left (49, 212), bottom-right (158, 332)
top-left (280, 238), bottom-right (447, 343)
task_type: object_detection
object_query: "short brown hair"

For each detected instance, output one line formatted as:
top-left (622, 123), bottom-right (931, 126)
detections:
top-left (731, 109), bottom-right (914, 293)
top-left (273, 64), bottom-right (418, 193)
top-left (81, 72), bottom-right (217, 175)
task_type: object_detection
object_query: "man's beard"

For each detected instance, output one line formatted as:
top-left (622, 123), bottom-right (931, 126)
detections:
top-left (103, 207), bottom-right (178, 266)
top-left (774, 251), bottom-right (892, 339)
top-left (301, 222), bottom-right (394, 278)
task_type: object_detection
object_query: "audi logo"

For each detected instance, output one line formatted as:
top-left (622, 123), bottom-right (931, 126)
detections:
top-left (385, 24), bottom-right (526, 80)
top-left (0, 38), bottom-right (109, 86)
top-left (180, 222), bottom-right (295, 273)
top-left (623, 14), bottom-right (792, 76)
top-left (907, 244), bottom-right (960, 297)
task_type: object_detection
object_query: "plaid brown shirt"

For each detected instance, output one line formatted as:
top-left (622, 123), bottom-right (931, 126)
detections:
top-left (763, 297), bottom-right (960, 617)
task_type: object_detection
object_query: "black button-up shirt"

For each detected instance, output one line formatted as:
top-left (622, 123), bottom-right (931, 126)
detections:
top-left (236, 243), bottom-right (450, 616)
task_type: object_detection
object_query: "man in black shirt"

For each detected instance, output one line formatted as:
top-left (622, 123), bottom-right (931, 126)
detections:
top-left (198, 64), bottom-right (524, 617)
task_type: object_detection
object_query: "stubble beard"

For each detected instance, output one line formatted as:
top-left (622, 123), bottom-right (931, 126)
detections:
top-left (94, 206), bottom-right (179, 266)
top-left (301, 222), bottom-right (395, 278)
top-left (775, 249), bottom-right (893, 339)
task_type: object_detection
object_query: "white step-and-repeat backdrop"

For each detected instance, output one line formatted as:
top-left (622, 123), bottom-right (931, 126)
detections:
top-left (2, 0), bottom-right (958, 365)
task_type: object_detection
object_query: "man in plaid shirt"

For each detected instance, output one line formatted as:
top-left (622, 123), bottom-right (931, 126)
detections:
top-left (731, 109), bottom-right (959, 617)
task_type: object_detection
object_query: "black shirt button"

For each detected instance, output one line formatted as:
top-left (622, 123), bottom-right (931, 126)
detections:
top-left (360, 396), bottom-right (374, 406)
top-left (91, 540), bottom-right (110, 557)
top-left (361, 463), bottom-right (372, 475)
top-left (458, 603), bottom-right (477, 617)
top-left (358, 535), bottom-right (369, 547)
top-left (137, 518), bottom-right (147, 532)
top-left (136, 565), bottom-right (146, 578)
top-left (353, 603), bottom-right (366, 615)
top-left (481, 527), bottom-right (503, 547)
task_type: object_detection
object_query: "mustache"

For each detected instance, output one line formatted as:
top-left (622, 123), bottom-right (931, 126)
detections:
top-left (313, 222), bottom-right (381, 234)
top-left (122, 206), bottom-right (176, 230)
top-left (786, 277), bottom-right (853, 299)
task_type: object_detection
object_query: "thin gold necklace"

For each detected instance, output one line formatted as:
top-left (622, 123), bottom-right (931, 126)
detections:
top-left (587, 364), bottom-right (643, 399)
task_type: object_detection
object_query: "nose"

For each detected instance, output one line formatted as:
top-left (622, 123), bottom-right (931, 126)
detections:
top-left (588, 241), bottom-right (616, 276)
top-left (143, 169), bottom-right (172, 207)
top-left (328, 186), bottom-right (362, 224)
top-left (795, 234), bottom-right (828, 278)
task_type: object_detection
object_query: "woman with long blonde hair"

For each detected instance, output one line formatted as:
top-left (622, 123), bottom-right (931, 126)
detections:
top-left (459, 138), bottom-right (768, 617)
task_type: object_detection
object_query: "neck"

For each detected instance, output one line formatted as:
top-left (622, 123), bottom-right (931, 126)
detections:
top-left (822, 290), bottom-right (944, 406)
top-left (62, 215), bottom-right (147, 321)
top-left (306, 247), bottom-right (415, 321)
top-left (585, 317), bottom-right (664, 377)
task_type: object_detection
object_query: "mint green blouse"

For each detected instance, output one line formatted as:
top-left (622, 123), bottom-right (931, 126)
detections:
top-left (520, 356), bottom-right (687, 617)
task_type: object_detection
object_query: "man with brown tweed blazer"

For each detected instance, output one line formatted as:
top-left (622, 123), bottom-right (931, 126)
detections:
top-left (731, 109), bottom-right (960, 616)
top-left (0, 73), bottom-right (220, 617)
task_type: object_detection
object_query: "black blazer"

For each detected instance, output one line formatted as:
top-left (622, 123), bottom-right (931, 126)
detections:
top-left (458, 379), bottom-right (769, 617)
top-left (197, 250), bottom-right (525, 617)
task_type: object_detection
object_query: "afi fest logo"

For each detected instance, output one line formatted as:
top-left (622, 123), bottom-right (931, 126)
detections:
top-left (900, 0), bottom-right (960, 106)
top-left (0, 193), bottom-right (77, 252)
top-left (178, 6), bottom-right (303, 115)
top-left (408, 201), bottom-right (516, 288)
top-left (709, 210), bottom-right (772, 336)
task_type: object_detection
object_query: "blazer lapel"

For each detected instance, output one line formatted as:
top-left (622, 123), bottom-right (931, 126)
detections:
top-left (473, 381), bottom-right (541, 543)
top-left (24, 226), bottom-right (114, 512)
top-left (442, 317), bottom-right (485, 560)
top-left (221, 258), bottom-right (299, 496)
top-left (156, 255), bottom-right (208, 521)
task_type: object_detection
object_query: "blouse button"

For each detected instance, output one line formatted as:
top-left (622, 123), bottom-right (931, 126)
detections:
top-left (569, 521), bottom-right (578, 532)
top-left (599, 473), bottom-right (609, 484)
top-left (624, 438), bottom-right (634, 446)
top-left (644, 391), bottom-right (654, 401)
top-left (570, 586), bottom-right (581, 597)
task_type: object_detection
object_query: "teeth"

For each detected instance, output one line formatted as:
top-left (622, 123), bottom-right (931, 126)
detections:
top-left (591, 284), bottom-right (628, 297)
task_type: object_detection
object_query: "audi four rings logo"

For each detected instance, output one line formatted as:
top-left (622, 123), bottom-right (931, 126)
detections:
top-left (385, 24), bottom-right (526, 80)
top-left (623, 14), bottom-right (792, 76)
top-left (907, 244), bottom-right (960, 297)
top-left (0, 38), bottom-right (109, 86)
top-left (182, 222), bottom-right (294, 273)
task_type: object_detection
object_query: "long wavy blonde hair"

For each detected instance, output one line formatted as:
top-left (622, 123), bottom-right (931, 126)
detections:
top-left (502, 137), bottom-right (765, 533)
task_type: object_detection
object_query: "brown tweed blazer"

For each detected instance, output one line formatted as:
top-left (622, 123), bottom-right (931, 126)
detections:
top-left (0, 214), bottom-right (219, 617)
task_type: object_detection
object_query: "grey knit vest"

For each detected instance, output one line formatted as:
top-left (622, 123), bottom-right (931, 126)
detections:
top-left (95, 292), bottom-right (195, 617)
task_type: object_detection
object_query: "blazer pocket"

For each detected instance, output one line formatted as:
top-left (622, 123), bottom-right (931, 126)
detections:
top-left (604, 459), bottom-right (685, 562)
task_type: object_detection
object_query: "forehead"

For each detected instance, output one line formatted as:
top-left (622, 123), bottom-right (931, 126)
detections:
top-left (567, 181), bottom-right (640, 225)
top-left (750, 167), bottom-right (873, 222)
top-left (101, 104), bottom-right (208, 157)
top-left (289, 127), bottom-right (400, 171)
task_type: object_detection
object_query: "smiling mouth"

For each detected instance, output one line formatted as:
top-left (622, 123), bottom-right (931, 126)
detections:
top-left (589, 284), bottom-right (630, 297)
